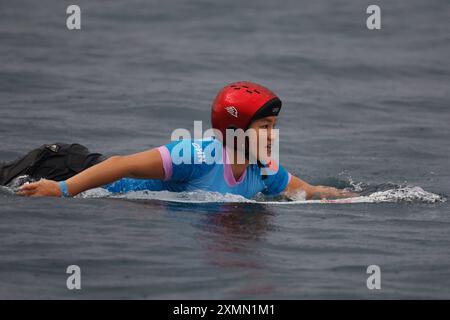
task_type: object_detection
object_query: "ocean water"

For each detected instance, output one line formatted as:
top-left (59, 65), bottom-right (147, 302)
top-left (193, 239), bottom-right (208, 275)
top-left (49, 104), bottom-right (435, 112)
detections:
top-left (0, 0), bottom-right (449, 299)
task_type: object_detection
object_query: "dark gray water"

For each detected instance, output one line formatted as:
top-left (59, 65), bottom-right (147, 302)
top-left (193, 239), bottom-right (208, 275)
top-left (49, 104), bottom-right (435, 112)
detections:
top-left (0, 0), bottom-right (449, 299)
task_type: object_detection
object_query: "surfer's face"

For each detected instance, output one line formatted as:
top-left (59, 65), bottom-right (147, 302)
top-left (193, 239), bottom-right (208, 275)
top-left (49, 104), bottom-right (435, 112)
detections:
top-left (247, 116), bottom-right (278, 161)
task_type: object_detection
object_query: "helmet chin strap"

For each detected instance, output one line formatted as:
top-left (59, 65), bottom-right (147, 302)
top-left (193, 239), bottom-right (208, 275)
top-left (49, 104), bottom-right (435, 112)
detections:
top-left (223, 130), bottom-right (269, 180)
top-left (243, 123), bottom-right (271, 179)
top-left (224, 124), bottom-right (252, 161)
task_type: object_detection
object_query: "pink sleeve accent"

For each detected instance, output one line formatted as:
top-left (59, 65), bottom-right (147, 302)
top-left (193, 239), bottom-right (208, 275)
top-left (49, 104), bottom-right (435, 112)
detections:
top-left (288, 172), bottom-right (292, 185)
top-left (157, 146), bottom-right (173, 181)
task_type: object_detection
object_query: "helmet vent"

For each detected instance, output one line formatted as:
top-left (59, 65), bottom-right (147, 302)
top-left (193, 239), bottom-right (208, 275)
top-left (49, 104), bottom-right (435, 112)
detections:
top-left (233, 87), bottom-right (240, 90)
top-left (246, 90), bottom-right (252, 94)
top-left (253, 89), bottom-right (260, 94)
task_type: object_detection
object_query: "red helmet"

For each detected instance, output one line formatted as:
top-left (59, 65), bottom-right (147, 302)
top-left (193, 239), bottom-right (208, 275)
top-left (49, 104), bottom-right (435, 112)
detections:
top-left (211, 81), bottom-right (282, 143)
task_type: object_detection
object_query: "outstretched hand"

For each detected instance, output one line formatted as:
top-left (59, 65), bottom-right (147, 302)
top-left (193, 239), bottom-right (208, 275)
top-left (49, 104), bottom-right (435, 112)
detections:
top-left (336, 189), bottom-right (359, 198)
top-left (316, 186), bottom-right (359, 199)
top-left (16, 179), bottom-right (62, 197)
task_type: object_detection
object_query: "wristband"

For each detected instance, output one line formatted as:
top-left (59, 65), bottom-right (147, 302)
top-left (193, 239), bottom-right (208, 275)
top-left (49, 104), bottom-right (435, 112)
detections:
top-left (58, 181), bottom-right (70, 198)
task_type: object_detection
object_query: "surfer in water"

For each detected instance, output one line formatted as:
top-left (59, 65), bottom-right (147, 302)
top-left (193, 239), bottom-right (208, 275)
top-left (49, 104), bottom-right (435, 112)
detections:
top-left (15, 81), bottom-right (357, 200)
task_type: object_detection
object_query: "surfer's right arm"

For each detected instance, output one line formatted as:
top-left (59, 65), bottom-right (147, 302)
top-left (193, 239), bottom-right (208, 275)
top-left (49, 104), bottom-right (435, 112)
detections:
top-left (16, 148), bottom-right (165, 197)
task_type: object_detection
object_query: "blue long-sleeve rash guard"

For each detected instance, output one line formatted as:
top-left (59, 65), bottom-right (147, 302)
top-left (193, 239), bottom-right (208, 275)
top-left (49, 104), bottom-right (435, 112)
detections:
top-left (103, 138), bottom-right (291, 199)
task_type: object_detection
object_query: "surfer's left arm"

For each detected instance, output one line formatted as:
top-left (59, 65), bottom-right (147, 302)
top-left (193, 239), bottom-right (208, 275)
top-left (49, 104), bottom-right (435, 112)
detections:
top-left (283, 175), bottom-right (358, 200)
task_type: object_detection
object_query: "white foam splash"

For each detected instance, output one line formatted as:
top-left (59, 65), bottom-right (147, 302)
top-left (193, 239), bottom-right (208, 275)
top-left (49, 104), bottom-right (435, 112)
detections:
top-left (76, 185), bottom-right (446, 204)
top-left (77, 189), bottom-right (253, 203)
top-left (76, 187), bottom-right (112, 199)
top-left (354, 186), bottom-right (445, 204)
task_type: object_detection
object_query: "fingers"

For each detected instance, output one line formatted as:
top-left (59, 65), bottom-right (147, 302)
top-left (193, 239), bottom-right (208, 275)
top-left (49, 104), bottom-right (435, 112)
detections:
top-left (345, 191), bottom-right (359, 198)
top-left (19, 182), bottom-right (39, 191)
top-left (16, 187), bottom-right (36, 196)
top-left (16, 188), bottom-right (36, 197)
top-left (16, 181), bottom-right (41, 196)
